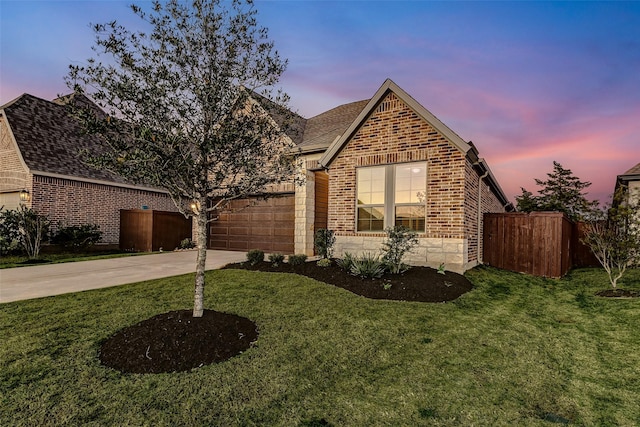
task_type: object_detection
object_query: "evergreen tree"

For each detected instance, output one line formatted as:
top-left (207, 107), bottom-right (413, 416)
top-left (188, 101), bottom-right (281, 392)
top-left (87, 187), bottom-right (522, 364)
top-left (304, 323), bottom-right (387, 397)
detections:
top-left (516, 161), bottom-right (598, 221)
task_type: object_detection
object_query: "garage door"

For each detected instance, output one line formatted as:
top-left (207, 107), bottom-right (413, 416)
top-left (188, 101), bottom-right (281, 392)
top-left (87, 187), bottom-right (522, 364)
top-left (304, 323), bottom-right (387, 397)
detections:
top-left (208, 194), bottom-right (295, 254)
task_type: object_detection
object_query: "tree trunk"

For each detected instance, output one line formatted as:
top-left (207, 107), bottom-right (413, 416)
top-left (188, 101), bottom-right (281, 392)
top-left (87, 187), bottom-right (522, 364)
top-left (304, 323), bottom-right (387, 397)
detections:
top-left (193, 208), bottom-right (208, 317)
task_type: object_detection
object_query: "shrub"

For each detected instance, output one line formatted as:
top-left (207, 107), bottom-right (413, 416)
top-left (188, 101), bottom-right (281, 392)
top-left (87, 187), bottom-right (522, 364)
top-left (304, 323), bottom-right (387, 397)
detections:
top-left (246, 249), bottom-right (264, 265)
top-left (0, 207), bottom-right (21, 255)
top-left (314, 229), bottom-right (335, 259)
top-left (51, 223), bottom-right (102, 252)
top-left (179, 238), bottom-right (195, 249)
top-left (268, 252), bottom-right (285, 267)
top-left (381, 226), bottom-right (418, 274)
top-left (0, 206), bottom-right (50, 259)
top-left (336, 252), bottom-right (355, 272)
top-left (288, 254), bottom-right (307, 266)
top-left (581, 186), bottom-right (640, 288)
top-left (349, 253), bottom-right (386, 279)
top-left (316, 258), bottom-right (332, 268)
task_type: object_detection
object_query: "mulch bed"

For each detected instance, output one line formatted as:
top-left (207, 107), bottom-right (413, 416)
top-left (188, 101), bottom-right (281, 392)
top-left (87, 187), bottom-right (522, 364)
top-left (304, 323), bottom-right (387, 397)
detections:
top-left (99, 309), bottom-right (258, 374)
top-left (99, 260), bottom-right (472, 374)
top-left (223, 260), bottom-right (473, 303)
top-left (595, 288), bottom-right (640, 298)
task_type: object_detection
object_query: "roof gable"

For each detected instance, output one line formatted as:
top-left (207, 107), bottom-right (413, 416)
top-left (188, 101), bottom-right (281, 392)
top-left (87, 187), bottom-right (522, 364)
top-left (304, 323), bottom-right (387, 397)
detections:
top-left (621, 162), bottom-right (640, 178)
top-left (1, 93), bottom-right (132, 185)
top-left (319, 79), bottom-right (472, 168)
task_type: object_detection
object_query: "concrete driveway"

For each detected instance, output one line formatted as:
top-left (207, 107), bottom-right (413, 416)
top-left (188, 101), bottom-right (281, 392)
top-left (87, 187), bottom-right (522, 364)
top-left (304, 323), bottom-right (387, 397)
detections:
top-left (0, 250), bottom-right (247, 303)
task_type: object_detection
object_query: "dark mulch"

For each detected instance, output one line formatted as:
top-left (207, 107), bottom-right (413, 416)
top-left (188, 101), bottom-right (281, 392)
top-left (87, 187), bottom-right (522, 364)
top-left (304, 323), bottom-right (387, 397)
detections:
top-left (595, 288), bottom-right (640, 298)
top-left (99, 309), bottom-right (258, 374)
top-left (223, 260), bottom-right (473, 303)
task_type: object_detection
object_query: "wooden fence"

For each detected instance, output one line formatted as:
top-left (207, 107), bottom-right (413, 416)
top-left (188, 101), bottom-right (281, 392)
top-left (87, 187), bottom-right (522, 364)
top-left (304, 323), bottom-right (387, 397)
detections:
top-left (483, 212), bottom-right (597, 278)
top-left (120, 209), bottom-right (192, 252)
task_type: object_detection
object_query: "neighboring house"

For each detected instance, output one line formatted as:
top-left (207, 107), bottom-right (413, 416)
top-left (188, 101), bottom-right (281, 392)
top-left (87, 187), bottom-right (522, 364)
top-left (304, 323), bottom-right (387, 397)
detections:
top-left (0, 94), bottom-right (178, 245)
top-left (1, 79), bottom-right (512, 271)
top-left (212, 79), bottom-right (513, 272)
top-left (616, 162), bottom-right (640, 205)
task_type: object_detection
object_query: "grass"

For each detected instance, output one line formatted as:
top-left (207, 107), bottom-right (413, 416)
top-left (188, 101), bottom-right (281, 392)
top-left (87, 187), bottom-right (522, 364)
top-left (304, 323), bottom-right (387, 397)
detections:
top-left (1, 266), bottom-right (639, 426)
top-left (0, 250), bottom-right (153, 269)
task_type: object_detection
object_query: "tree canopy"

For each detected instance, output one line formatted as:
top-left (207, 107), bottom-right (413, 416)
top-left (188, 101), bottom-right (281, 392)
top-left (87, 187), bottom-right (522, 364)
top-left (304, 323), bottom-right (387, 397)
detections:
top-left (67, 0), bottom-right (297, 316)
top-left (515, 161), bottom-right (599, 221)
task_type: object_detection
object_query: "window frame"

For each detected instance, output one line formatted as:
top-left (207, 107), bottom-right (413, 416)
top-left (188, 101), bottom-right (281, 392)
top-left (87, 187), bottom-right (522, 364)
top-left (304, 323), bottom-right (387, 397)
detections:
top-left (355, 161), bottom-right (427, 233)
top-left (355, 166), bottom-right (387, 232)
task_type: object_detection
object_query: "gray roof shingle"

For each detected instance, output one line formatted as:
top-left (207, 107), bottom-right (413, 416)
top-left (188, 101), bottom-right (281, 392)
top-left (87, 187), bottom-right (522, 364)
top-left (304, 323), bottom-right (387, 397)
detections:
top-left (2, 93), bottom-right (131, 184)
top-left (297, 100), bottom-right (369, 153)
top-left (3, 92), bottom-right (370, 183)
top-left (621, 162), bottom-right (640, 178)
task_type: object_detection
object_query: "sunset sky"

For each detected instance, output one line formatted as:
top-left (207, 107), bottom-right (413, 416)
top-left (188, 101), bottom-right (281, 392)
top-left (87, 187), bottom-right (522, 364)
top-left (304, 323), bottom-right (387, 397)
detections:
top-left (1, 0), bottom-right (639, 205)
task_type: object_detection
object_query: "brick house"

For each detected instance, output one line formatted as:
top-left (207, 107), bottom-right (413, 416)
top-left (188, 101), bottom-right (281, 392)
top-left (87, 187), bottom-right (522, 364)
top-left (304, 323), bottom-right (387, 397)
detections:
top-left (616, 162), bottom-right (640, 204)
top-left (299, 79), bottom-right (511, 272)
top-left (2, 80), bottom-right (511, 271)
top-left (212, 79), bottom-right (512, 272)
top-left (0, 94), bottom-right (178, 245)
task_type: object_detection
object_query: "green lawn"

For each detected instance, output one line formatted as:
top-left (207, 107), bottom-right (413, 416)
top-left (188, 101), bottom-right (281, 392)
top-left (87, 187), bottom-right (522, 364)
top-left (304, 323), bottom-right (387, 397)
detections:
top-left (1, 266), bottom-right (639, 426)
top-left (0, 250), bottom-right (153, 269)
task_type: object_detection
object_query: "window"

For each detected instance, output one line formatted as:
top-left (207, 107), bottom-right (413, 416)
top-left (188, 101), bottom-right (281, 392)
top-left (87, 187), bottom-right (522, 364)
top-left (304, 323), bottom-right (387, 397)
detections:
top-left (356, 162), bottom-right (426, 232)
top-left (394, 163), bottom-right (426, 231)
top-left (357, 166), bottom-right (385, 231)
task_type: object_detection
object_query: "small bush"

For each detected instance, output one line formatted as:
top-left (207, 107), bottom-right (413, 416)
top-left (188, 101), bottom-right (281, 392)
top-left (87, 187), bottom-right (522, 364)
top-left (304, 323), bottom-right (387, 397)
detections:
top-left (179, 238), bottom-right (195, 249)
top-left (381, 226), bottom-right (418, 274)
top-left (0, 208), bottom-right (21, 255)
top-left (336, 252), bottom-right (355, 271)
top-left (0, 206), bottom-right (50, 259)
top-left (314, 229), bottom-right (335, 259)
top-left (51, 223), bottom-right (102, 252)
top-left (268, 253), bottom-right (285, 267)
top-left (246, 249), bottom-right (264, 265)
top-left (288, 254), bottom-right (307, 266)
top-left (317, 258), bottom-right (332, 268)
top-left (349, 253), bottom-right (386, 279)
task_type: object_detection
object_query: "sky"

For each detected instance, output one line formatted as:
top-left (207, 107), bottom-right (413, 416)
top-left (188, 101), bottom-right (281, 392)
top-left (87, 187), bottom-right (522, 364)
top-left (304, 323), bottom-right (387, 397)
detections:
top-left (1, 0), bottom-right (639, 205)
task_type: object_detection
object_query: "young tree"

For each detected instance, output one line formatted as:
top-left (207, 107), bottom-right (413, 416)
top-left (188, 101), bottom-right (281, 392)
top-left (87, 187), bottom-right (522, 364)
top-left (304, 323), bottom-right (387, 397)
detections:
top-left (516, 161), bottom-right (599, 221)
top-left (0, 206), bottom-right (50, 259)
top-left (581, 186), bottom-right (640, 289)
top-left (67, 0), bottom-right (297, 317)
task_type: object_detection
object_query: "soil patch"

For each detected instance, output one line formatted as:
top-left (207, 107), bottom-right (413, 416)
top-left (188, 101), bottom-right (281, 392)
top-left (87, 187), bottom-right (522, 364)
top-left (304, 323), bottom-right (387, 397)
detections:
top-left (223, 260), bottom-right (473, 302)
top-left (99, 309), bottom-right (258, 374)
top-left (595, 288), bottom-right (640, 298)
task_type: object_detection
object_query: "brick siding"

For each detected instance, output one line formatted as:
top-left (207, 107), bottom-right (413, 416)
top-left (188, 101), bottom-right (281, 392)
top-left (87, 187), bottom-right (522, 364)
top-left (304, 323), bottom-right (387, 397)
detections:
top-left (32, 175), bottom-right (177, 244)
top-left (0, 117), bottom-right (30, 193)
top-left (328, 92), bottom-right (467, 238)
top-left (326, 92), bottom-right (505, 270)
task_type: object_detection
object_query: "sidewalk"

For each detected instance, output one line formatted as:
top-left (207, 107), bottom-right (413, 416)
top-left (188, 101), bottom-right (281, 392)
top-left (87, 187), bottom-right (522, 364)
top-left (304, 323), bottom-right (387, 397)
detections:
top-left (0, 250), bottom-right (246, 303)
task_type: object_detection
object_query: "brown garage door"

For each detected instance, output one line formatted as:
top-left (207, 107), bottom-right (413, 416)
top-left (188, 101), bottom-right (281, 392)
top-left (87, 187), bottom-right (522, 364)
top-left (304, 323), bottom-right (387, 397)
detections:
top-left (208, 194), bottom-right (295, 253)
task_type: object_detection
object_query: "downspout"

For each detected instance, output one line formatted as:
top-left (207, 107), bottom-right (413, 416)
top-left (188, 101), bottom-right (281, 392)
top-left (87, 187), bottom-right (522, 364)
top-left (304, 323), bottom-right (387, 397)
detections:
top-left (475, 161), bottom-right (489, 264)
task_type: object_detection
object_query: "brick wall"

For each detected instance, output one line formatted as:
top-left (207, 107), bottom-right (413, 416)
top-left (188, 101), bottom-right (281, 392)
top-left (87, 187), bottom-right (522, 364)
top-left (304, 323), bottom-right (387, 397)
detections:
top-left (0, 117), bottom-right (31, 196)
top-left (325, 91), bottom-right (506, 271)
top-left (463, 160), bottom-right (506, 264)
top-left (32, 175), bottom-right (177, 244)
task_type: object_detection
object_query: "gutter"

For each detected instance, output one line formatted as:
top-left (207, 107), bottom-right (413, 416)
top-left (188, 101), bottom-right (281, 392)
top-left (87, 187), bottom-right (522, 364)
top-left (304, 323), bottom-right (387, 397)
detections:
top-left (474, 160), bottom-right (490, 264)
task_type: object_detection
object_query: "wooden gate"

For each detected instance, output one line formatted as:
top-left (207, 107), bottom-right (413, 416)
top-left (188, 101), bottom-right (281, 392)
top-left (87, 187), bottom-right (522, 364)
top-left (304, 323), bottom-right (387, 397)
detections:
top-left (120, 209), bottom-right (192, 252)
top-left (483, 212), bottom-right (573, 278)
